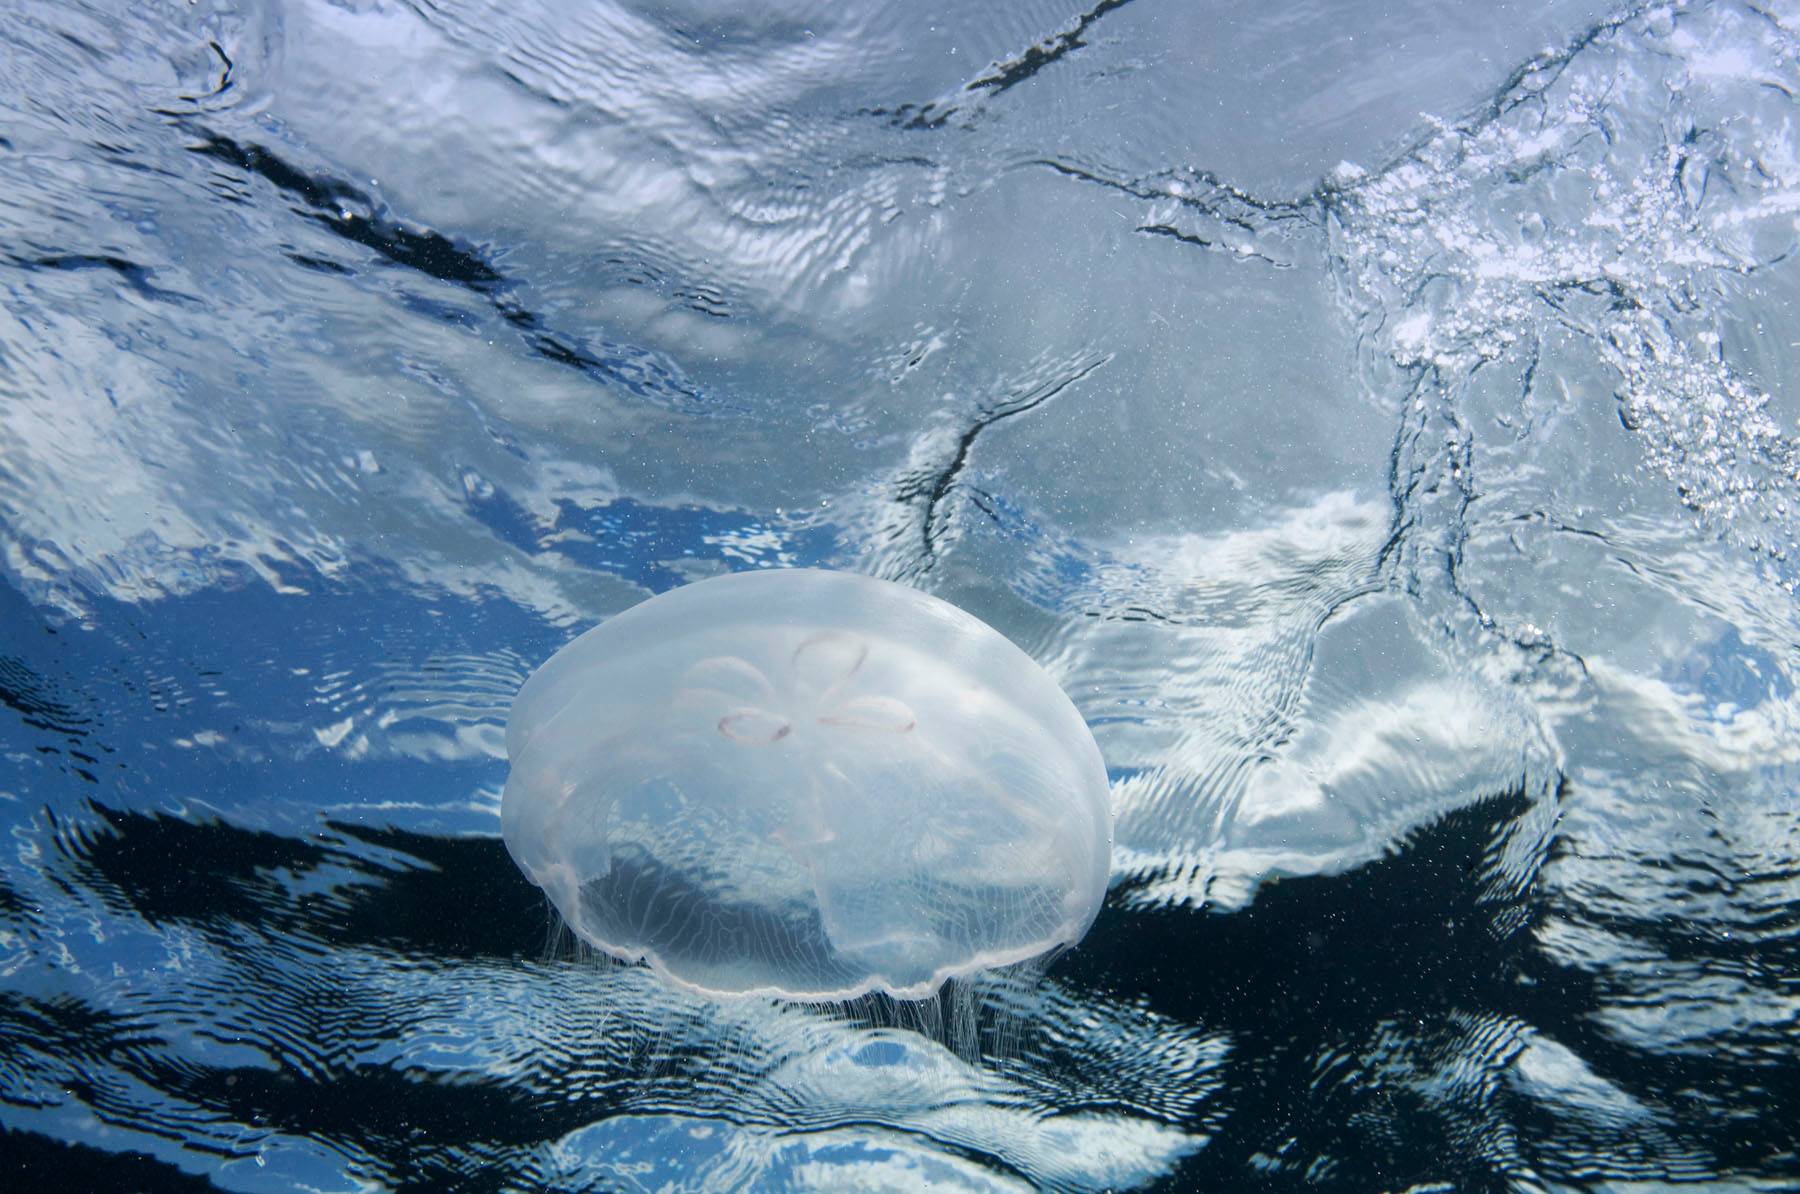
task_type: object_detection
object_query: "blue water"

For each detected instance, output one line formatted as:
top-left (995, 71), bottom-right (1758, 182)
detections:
top-left (4, 0), bottom-right (1800, 1189)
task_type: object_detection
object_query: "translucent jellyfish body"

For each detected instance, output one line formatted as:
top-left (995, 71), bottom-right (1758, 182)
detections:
top-left (503, 569), bottom-right (1112, 1000)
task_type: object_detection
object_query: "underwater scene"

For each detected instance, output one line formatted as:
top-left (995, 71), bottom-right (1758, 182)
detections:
top-left (3, 0), bottom-right (1799, 1189)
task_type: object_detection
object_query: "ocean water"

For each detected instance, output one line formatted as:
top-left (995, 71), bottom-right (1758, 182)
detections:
top-left (3, 0), bottom-right (1799, 1189)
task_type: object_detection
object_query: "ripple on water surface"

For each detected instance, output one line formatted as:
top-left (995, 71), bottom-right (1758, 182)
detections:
top-left (3, 0), bottom-right (1800, 1190)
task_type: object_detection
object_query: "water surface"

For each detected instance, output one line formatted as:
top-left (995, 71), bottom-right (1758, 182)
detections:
top-left (3, 0), bottom-right (1799, 1189)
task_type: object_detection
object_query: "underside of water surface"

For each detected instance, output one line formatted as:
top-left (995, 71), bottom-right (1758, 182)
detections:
top-left (2, 0), bottom-right (1799, 1189)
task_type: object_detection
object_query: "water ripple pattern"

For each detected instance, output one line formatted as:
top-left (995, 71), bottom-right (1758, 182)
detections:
top-left (3, 0), bottom-right (1800, 1190)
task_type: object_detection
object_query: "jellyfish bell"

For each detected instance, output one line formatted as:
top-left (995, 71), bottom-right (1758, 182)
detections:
top-left (502, 568), bottom-right (1111, 1006)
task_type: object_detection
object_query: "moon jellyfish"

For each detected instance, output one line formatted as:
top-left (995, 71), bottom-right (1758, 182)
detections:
top-left (503, 568), bottom-right (1111, 1001)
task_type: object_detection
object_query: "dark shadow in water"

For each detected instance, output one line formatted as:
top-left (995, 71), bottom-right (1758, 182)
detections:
top-left (1060, 787), bottom-right (1793, 1189)
top-left (63, 806), bottom-right (545, 963)
top-left (1, 1124), bottom-right (218, 1192)
top-left (13, 782), bottom-right (1799, 1189)
top-left (186, 134), bottom-right (719, 414)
